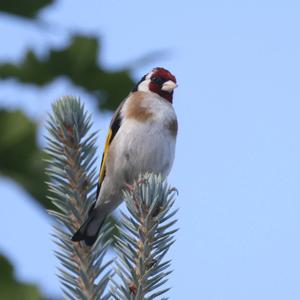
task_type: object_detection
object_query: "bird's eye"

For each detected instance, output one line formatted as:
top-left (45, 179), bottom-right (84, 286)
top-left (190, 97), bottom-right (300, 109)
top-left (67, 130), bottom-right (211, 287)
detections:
top-left (151, 77), bottom-right (164, 85)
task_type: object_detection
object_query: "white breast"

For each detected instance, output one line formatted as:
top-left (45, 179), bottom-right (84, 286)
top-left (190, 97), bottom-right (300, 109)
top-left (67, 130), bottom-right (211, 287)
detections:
top-left (108, 92), bottom-right (177, 183)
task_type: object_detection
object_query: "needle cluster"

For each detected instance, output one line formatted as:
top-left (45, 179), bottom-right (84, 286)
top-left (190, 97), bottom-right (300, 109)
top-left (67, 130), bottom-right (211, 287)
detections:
top-left (112, 174), bottom-right (178, 300)
top-left (45, 97), bottom-right (111, 300)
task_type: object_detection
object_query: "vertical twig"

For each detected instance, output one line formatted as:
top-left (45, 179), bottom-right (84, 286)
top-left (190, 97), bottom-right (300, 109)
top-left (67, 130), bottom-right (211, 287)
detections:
top-left (112, 173), bottom-right (178, 300)
top-left (45, 96), bottom-right (111, 300)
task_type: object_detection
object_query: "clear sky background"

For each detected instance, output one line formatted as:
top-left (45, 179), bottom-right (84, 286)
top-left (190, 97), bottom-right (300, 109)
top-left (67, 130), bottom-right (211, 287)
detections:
top-left (1, 0), bottom-right (300, 299)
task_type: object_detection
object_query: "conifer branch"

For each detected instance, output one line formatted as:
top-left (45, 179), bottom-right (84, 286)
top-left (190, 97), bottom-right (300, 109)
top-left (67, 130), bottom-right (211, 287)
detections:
top-left (112, 174), bottom-right (178, 300)
top-left (45, 96), bottom-right (111, 300)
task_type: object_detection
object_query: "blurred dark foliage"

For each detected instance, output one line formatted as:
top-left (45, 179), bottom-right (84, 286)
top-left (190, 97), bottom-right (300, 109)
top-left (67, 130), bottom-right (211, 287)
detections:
top-left (0, 255), bottom-right (44, 300)
top-left (0, 110), bottom-right (48, 207)
top-left (0, 35), bottom-right (134, 111)
top-left (0, 1), bottom-right (135, 211)
top-left (0, 0), bottom-right (53, 19)
top-left (0, 0), bottom-right (136, 297)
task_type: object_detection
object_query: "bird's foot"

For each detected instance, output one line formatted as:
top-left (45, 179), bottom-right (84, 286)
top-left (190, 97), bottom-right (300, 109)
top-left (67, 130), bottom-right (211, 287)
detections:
top-left (136, 178), bottom-right (147, 185)
top-left (124, 182), bottom-right (135, 191)
top-left (125, 178), bottom-right (147, 191)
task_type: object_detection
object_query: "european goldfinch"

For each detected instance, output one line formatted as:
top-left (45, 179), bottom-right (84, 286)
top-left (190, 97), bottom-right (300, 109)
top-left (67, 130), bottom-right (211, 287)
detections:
top-left (72, 67), bottom-right (178, 246)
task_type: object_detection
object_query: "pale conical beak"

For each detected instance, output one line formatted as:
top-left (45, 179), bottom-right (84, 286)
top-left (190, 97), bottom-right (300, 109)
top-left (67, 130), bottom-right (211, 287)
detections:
top-left (161, 80), bottom-right (178, 93)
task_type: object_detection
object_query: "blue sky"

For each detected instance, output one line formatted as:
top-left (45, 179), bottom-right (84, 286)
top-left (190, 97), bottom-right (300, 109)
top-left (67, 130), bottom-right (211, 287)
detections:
top-left (1, 0), bottom-right (300, 299)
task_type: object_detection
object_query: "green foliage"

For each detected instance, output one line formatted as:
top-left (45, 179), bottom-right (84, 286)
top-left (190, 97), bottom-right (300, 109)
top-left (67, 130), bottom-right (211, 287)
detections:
top-left (0, 255), bottom-right (44, 300)
top-left (46, 97), bottom-right (111, 300)
top-left (0, 110), bottom-right (49, 208)
top-left (0, 0), bottom-right (135, 211)
top-left (0, 0), bottom-right (54, 19)
top-left (112, 174), bottom-right (178, 300)
top-left (0, 1), bottom-right (135, 212)
top-left (0, 35), bottom-right (135, 111)
top-left (0, 34), bottom-right (135, 209)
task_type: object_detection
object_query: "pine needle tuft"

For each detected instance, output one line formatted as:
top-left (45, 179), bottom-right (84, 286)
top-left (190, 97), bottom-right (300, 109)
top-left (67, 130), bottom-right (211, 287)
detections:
top-left (112, 173), bottom-right (178, 300)
top-left (45, 96), bottom-right (111, 300)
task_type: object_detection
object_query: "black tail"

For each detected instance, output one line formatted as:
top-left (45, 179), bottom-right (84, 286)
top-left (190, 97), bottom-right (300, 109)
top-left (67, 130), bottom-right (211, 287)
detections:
top-left (71, 207), bottom-right (106, 246)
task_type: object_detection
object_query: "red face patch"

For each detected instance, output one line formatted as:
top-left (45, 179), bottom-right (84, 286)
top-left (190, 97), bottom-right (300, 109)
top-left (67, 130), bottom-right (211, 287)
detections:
top-left (148, 67), bottom-right (177, 103)
top-left (152, 67), bottom-right (177, 83)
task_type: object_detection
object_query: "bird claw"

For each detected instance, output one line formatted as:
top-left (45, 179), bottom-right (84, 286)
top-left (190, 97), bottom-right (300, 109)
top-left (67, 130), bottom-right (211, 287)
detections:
top-left (125, 178), bottom-right (147, 191)
top-left (136, 178), bottom-right (147, 185)
top-left (124, 182), bottom-right (135, 190)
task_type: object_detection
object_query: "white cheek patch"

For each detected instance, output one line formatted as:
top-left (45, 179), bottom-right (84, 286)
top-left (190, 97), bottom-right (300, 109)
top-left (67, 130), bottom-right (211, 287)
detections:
top-left (146, 71), bottom-right (153, 80)
top-left (137, 70), bottom-right (154, 92)
top-left (138, 78), bottom-right (151, 92)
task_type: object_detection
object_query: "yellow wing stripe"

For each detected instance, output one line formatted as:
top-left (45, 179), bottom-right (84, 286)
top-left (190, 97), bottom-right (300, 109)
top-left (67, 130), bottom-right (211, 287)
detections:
top-left (99, 128), bottom-right (113, 186)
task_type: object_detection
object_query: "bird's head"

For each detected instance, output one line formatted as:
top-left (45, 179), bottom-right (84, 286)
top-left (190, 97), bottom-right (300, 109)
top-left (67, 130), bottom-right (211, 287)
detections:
top-left (132, 67), bottom-right (177, 103)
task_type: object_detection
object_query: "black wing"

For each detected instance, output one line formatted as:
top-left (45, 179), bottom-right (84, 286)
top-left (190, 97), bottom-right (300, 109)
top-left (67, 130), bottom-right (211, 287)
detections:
top-left (95, 100), bottom-right (125, 199)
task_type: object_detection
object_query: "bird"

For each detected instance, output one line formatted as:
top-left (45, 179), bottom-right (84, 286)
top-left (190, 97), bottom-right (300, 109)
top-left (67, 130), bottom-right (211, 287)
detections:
top-left (71, 67), bottom-right (178, 246)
